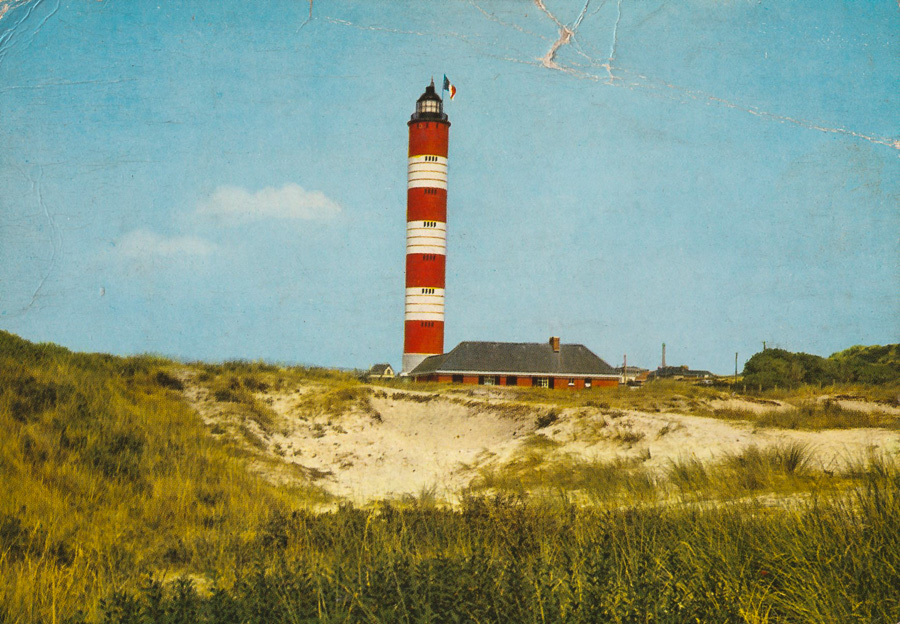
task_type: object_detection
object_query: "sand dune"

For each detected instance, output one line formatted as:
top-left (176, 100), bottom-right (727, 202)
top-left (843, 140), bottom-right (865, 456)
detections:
top-left (182, 379), bottom-right (900, 503)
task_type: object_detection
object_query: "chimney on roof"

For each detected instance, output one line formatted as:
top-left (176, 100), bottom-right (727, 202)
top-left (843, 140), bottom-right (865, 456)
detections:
top-left (549, 336), bottom-right (561, 352)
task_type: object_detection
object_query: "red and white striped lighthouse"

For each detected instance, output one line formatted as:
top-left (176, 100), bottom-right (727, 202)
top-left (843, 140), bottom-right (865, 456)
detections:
top-left (402, 80), bottom-right (450, 374)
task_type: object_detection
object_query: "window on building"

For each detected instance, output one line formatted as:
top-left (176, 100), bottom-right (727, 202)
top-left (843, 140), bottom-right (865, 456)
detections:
top-left (585, 379), bottom-right (592, 388)
top-left (568, 378), bottom-right (575, 387)
top-left (534, 377), bottom-right (549, 389)
top-left (452, 374), bottom-right (463, 383)
top-left (480, 376), bottom-right (495, 386)
top-left (506, 376), bottom-right (517, 386)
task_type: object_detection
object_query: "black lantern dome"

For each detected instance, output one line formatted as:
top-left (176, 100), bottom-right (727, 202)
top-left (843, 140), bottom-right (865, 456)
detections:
top-left (410, 78), bottom-right (448, 123)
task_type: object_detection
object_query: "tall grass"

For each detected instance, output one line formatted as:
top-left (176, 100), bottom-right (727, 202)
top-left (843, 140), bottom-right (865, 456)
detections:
top-left (710, 399), bottom-right (900, 430)
top-left (474, 441), bottom-right (847, 506)
top-left (0, 332), bottom-right (306, 622)
top-left (94, 460), bottom-right (900, 623)
top-left (4, 332), bottom-right (899, 622)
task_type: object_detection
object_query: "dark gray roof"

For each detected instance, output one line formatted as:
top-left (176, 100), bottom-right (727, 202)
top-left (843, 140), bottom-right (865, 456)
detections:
top-left (648, 366), bottom-right (714, 379)
top-left (409, 341), bottom-right (616, 377)
top-left (614, 366), bottom-right (649, 374)
top-left (368, 363), bottom-right (394, 375)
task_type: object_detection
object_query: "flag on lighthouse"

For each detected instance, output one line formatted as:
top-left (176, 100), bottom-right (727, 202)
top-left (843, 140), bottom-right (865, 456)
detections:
top-left (443, 74), bottom-right (456, 100)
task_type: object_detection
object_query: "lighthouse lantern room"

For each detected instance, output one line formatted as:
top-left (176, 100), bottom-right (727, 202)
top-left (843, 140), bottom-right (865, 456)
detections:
top-left (402, 80), bottom-right (450, 374)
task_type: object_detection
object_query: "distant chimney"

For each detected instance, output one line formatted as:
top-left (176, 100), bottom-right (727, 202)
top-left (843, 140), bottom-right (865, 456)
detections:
top-left (549, 336), bottom-right (561, 352)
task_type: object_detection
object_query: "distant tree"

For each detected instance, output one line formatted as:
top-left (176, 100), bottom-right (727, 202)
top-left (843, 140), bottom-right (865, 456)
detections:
top-left (828, 344), bottom-right (900, 384)
top-left (742, 349), bottom-right (838, 390)
top-left (742, 344), bottom-right (900, 389)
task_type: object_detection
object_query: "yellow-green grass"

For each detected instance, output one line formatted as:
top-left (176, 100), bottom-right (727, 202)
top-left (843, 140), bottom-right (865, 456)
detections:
top-left (4, 331), bottom-right (900, 622)
top-left (96, 461), bottom-right (900, 623)
top-left (736, 380), bottom-right (900, 406)
top-left (0, 333), bottom-right (315, 622)
top-left (707, 403), bottom-right (900, 430)
top-left (469, 437), bottom-right (889, 509)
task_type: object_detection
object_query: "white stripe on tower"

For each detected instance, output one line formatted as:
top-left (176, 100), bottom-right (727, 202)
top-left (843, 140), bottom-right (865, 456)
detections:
top-left (407, 156), bottom-right (448, 189)
top-left (406, 221), bottom-right (447, 255)
top-left (405, 287), bottom-right (445, 320)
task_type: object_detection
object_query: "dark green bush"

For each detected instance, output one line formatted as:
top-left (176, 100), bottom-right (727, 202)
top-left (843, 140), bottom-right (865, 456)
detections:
top-left (154, 370), bottom-right (184, 391)
top-left (742, 345), bottom-right (900, 390)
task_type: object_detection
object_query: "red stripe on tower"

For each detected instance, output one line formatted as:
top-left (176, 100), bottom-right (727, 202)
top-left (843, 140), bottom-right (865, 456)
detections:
top-left (402, 79), bottom-right (450, 374)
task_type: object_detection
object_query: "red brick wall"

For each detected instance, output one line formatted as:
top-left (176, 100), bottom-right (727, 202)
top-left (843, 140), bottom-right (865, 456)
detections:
top-left (413, 374), bottom-right (618, 389)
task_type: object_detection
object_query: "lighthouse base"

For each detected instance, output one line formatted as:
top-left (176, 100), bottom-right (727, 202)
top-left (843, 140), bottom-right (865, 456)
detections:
top-left (402, 352), bottom-right (435, 376)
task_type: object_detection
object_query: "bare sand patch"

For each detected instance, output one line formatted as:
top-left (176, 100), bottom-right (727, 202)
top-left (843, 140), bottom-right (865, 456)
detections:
top-left (181, 377), bottom-right (900, 503)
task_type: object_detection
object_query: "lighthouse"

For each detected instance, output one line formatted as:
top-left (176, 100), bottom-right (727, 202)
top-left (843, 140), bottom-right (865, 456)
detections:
top-left (402, 80), bottom-right (450, 374)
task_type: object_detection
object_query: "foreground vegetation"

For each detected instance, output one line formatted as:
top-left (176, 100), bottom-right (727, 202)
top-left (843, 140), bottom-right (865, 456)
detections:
top-left (0, 332), bottom-right (313, 622)
top-left (2, 331), bottom-right (899, 623)
top-left (92, 463), bottom-right (900, 623)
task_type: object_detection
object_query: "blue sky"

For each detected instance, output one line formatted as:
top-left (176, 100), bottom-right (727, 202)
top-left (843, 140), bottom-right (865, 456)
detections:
top-left (1, 0), bottom-right (897, 373)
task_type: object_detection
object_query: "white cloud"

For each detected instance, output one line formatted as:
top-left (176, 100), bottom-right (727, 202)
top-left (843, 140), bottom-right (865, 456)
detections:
top-left (196, 183), bottom-right (341, 223)
top-left (115, 229), bottom-right (215, 258)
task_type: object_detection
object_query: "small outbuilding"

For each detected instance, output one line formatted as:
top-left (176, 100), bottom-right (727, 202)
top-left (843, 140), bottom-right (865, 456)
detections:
top-left (615, 366), bottom-right (650, 386)
top-left (367, 363), bottom-right (396, 380)
top-left (407, 337), bottom-right (619, 389)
